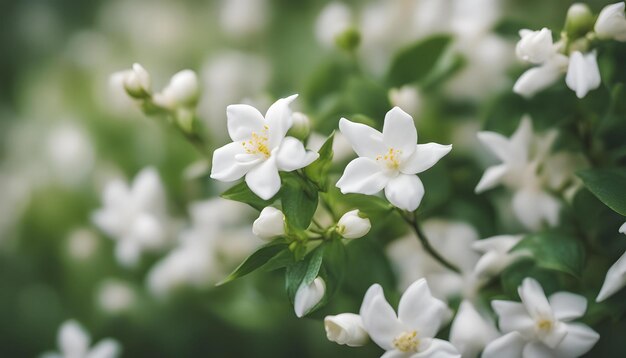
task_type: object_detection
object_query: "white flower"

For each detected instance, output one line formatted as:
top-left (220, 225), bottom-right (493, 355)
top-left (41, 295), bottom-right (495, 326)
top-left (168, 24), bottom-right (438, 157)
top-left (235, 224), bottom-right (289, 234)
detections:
top-left (97, 279), bottom-right (136, 314)
top-left (294, 277), bottom-right (326, 318)
top-left (210, 95), bottom-right (319, 200)
top-left (484, 278), bottom-right (599, 358)
top-left (219, 0), bottom-right (268, 38)
top-left (315, 2), bottom-right (353, 48)
top-left (513, 54), bottom-right (569, 98)
top-left (594, 2), bottom-right (626, 41)
top-left (252, 207), bottom-right (285, 240)
top-left (359, 279), bottom-right (459, 357)
top-left (566, 51), bottom-right (601, 99)
top-left (388, 86), bottom-right (422, 116)
top-left (472, 235), bottom-right (524, 280)
top-left (337, 107), bottom-right (451, 211)
top-left (516, 28), bottom-right (556, 64)
top-left (92, 167), bottom-right (171, 267)
top-left (596, 222), bottom-right (626, 302)
top-left (153, 69), bottom-right (200, 110)
top-left (122, 63), bottom-right (151, 98)
top-left (336, 210), bottom-right (371, 239)
top-left (324, 313), bottom-right (369, 347)
top-left (42, 320), bottom-right (121, 358)
top-left (449, 300), bottom-right (498, 358)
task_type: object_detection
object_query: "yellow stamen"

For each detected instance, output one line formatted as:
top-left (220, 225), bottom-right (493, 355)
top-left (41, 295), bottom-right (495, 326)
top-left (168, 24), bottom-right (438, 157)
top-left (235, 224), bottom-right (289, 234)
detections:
top-left (376, 148), bottom-right (402, 170)
top-left (393, 331), bottom-right (419, 353)
top-left (242, 125), bottom-right (270, 158)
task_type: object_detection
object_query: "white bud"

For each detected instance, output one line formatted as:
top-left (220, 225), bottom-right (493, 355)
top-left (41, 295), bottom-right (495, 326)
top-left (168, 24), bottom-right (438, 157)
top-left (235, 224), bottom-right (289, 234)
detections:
top-left (595, 2), bottom-right (626, 42)
top-left (388, 86), bottom-right (422, 115)
top-left (336, 210), bottom-right (371, 239)
top-left (324, 313), bottom-right (369, 347)
top-left (123, 63), bottom-right (151, 98)
top-left (288, 112), bottom-right (311, 139)
top-left (513, 54), bottom-right (569, 98)
top-left (153, 69), bottom-right (200, 109)
top-left (515, 28), bottom-right (555, 64)
top-left (566, 51), bottom-right (601, 98)
top-left (315, 2), bottom-right (352, 48)
top-left (565, 3), bottom-right (595, 36)
top-left (252, 207), bottom-right (285, 240)
top-left (294, 277), bottom-right (326, 317)
top-left (450, 301), bottom-right (498, 358)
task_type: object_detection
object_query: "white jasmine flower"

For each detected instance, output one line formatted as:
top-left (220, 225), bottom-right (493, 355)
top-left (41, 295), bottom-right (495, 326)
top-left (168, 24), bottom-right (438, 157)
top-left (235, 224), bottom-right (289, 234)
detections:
top-left (252, 207), bottom-right (285, 240)
top-left (42, 320), bottom-right (121, 358)
top-left (484, 278), bottom-right (599, 357)
top-left (472, 235), bottom-right (524, 280)
top-left (388, 86), bottom-right (422, 116)
top-left (46, 123), bottom-right (95, 186)
top-left (66, 228), bottom-right (100, 261)
top-left (594, 2), bottom-right (626, 41)
top-left (565, 51), bottom-right (601, 99)
top-left (513, 54), bottom-right (569, 98)
top-left (152, 69), bottom-right (200, 110)
top-left (359, 279), bottom-right (459, 357)
top-left (337, 107), bottom-right (452, 211)
top-left (596, 223), bottom-right (626, 302)
top-left (294, 277), bottom-right (326, 317)
top-left (210, 95), bottom-right (319, 200)
top-left (97, 279), bottom-right (136, 314)
top-left (122, 63), bottom-right (151, 98)
top-left (219, 0), bottom-right (268, 38)
top-left (336, 210), bottom-right (371, 239)
top-left (92, 167), bottom-right (171, 267)
top-left (449, 300), bottom-right (498, 358)
top-left (324, 313), bottom-right (369, 347)
top-left (516, 28), bottom-right (556, 64)
top-left (315, 2), bottom-right (353, 48)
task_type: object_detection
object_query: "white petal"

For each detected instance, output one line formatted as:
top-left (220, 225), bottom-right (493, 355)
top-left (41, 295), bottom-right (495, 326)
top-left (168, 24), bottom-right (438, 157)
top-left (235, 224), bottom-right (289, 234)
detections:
top-left (275, 136), bottom-right (319, 171)
top-left (413, 338), bottom-right (461, 357)
top-left (115, 240), bottom-right (141, 267)
top-left (566, 51), bottom-right (601, 99)
top-left (245, 157), bottom-right (281, 200)
top-left (513, 62), bottom-right (564, 98)
top-left (491, 300), bottom-right (534, 335)
top-left (518, 278), bottom-right (553, 320)
top-left (210, 141), bottom-right (255, 182)
top-left (336, 157), bottom-right (390, 195)
top-left (619, 221), bottom-right (626, 234)
top-left (400, 143), bottom-right (452, 175)
top-left (397, 279), bottom-right (449, 338)
top-left (595, 2), bottom-right (626, 41)
top-left (481, 332), bottom-right (526, 358)
top-left (131, 167), bottom-right (165, 210)
top-left (477, 131), bottom-right (514, 163)
top-left (472, 235), bottom-right (523, 254)
top-left (338, 117), bottom-right (386, 159)
top-left (522, 342), bottom-right (554, 358)
top-left (226, 104), bottom-right (265, 142)
top-left (86, 339), bottom-right (121, 358)
top-left (512, 188), bottom-right (560, 230)
top-left (509, 116), bottom-right (534, 163)
top-left (360, 285), bottom-right (404, 351)
top-left (265, 94), bottom-right (298, 149)
top-left (252, 207), bottom-right (285, 240)
top-left (596, 251), bottom-right (626, 302)
top-left (552, 323), bottom-right (600, 357)
top-left (294, 277), bottom-right (326, 317)
top-left (475, 164), bottom-right (508, 193)
top-left (59, 320), bottom-right (90, 358)
top-left (381, 351), bottom-right (408, 358)
top-left (549, 292), bottom-right (587, 321)
top-left (324, 313), bottom-right (369, 347)
top-left (384, 174), bottom-right (424, 211)
top-left (449, 300), bottom-right (498, 358)
top-left (382, 107), bottom-right (417, 155)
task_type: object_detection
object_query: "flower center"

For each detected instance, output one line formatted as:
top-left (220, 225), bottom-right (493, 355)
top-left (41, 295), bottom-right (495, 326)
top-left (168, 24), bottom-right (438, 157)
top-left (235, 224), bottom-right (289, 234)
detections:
top-left (376, 148), bottom-right (402, 170)
top-left (393, 331), bottom-right (419, 353)
top-left (536, 318), bottom-right (553, 332)
top-left (242, 125), bottom-right (270, 158)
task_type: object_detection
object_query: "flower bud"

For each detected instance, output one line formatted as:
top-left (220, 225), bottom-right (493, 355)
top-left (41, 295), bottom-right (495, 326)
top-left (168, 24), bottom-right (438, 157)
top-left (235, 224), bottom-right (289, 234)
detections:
top-left (252, 207), bottom-right (285, 240)
top-left (565, 51), bottom-right (601, 98)
top-left (153, 70), bottom-right (200, 110)
top-left (123, 63), bottom-right (151, 99)
top-left (336, 210), bottom-right (371, 239)
top-left (388, 86), bottom-right (422, 115)
top-left (287, 112), bottom-right (311, 140)
top-left (564, 3), bottom-right (594, 39)
top-left (335, 27), bottom-right (361, 52)
top-left (595, 2), bottom-right (626, 42)
top-left (324, 313), bottom-right (369, 347)
top-left (515, 28), bottom-right (555, 64)
top-left (294, 277), bottom-right (326, 317)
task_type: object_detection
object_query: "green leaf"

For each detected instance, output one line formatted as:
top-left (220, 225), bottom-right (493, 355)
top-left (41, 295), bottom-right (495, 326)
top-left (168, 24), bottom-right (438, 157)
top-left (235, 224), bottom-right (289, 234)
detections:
top-left (577, 168), bottom-right (626, 216)
top-left (220, 181), bottom-right (275, 211)
top-left (217, 242), bottom-right (289, 285)
top-left (280, 174), bottom-right (319, 230)
top-left (511, 231), bottom-right (585, 278)
top-left (386, 35), bottom-right (453, 87)
top-left (286, 246), bottom-right (324, 303)
top-left (345, 77), bottom-right (390, 121)
top-left (421, 52), bottom-right (466, 90)
top-left (304, 132), bottom-right (334, 190)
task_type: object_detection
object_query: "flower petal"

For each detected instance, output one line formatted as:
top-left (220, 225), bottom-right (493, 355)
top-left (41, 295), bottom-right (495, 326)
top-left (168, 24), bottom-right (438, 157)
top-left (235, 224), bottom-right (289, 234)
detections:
top-left (522, 342), bottom-right (554, 358)
top-left (382, 107), bottom-right (417, 155)
top-left (481, 332), bottom-right (526, 358)
top-left (512, 188), bottom-right (560, 231)
top-left (381, 351), bottom-right (408, 358)
top-left (245, 157), bottom-right (281, 200)
top-left (552, 323), bottom-right (599, 357)
top-left (413, 338), bottom-right (461, 358)
top-left (491, 300), bottom-right (534, 335)
top-left (475, 164), bottom-right (508, 193)
top-left (265, 94), bottom-right (298, 149)
top-left (477, 131), bottom-right (514, 163)
top-left (361, 295), bottom-right (404, 351)
top-left (339, 117), bottom-right (386, 159)
top-left (398, 279), bottom-right (449, 338)
top-left (449, 300), bottom-right (498, 358)
top-left (620, 222), bottom-right (626, 234)
top-left (400, 143), bottom-right (452, 175)
top-left (518, 278), bottom-right (553, 320)
top-left (596, 251), bottom-right (626, 302)
top-left (384, 174), bottom-right (424, 211)
top-left (226, 104), bottom-right (265, 142)
top-left (513, 60), bottom-right (565, 98)
top-left (210, 141), bottom-right (254, 182)
top-left (275, 136), bottom-right (319, 172)
top-left (336, 157), bottom-right (389, 195)
top-left (549, 292), bottom-right (587, 321)
top-left (86, 339), bottom-right (122, 358)
top-left (59, 320), bottom-right (90, 358)
top-left (565, 51), bottom-right (601, 99)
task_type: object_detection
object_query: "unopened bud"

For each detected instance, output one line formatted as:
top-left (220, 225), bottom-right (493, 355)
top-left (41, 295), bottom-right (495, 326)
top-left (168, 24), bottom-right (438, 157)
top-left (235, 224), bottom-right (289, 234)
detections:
top-left (153, 70), bottom-right (200, 110)
top-left (565, 3), bottom-right (594, 39)
top-left (123, 63), bottom-right (151, 99)
top-left (252, 207), bottom-right (285, 240)
top-left (336, 210), bottom-right (371, 239)
top-left (287, 112), bottom-right (311, 140)
top-left (294, 277), bottom-right (325, 317)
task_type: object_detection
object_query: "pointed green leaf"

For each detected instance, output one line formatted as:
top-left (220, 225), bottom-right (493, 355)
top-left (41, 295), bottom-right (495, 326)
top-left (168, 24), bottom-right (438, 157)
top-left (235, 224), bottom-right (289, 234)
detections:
top-left (220, 181), bottom-right (275, 211)
top-left (511, 231), bottom-right (585, 278)
top-left (386, 35), bottom-right (453, 87)
top-left (578, 168), bottom-right (626, 216)
top-left (217, 242), bottom-right (288, 285)
top-left (304, 132), bottom-right (335, 190)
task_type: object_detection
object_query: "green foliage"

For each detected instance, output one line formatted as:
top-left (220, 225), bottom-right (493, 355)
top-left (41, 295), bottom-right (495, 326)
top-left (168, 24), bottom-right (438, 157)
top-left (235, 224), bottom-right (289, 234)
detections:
top-left (511, 230), bottom-right (586, 278)
top-left (578, 168), bottom-right (626, 216)
top-left (280, 173), bottom-right (319, 231)
top-left (303, 132), bottom-right (335, 190)
top-left (386, 35), bottom-right (453, 87)
top-left (220, 181), bottom-right (275, 211)
top-left (286, 245), bottom-right (324, 304)
top-left (217, 242), bottom-right (289, 285)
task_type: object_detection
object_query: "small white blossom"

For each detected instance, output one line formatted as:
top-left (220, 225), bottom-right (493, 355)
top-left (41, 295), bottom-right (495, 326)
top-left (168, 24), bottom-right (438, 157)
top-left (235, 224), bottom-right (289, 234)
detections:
top-left (210, 95), bottom-right (319, 200)
top-left (294, 277), bottom-right (326, 318)
top-left (594, 2), bottom-right (626, 41)
top-left (314, 2), bottom-right (353, 48)
top-left (565, 51), bottom-right (601, 99)
top-left (337, 107), bottom-right (451, 211)
top-left (219, 0), bottom-right (268, 38)
top-left (516, 28), bottom-right (556, 64)
top-left (472, 235), bottom-right (524, 280)
top-left (449, 300), bottom-right (498, 358)
top-left (153, 69), bottom-right (200, 110)
top-left (42, 320), bottom-right (121, 358)
top-left (484, 278), bottom-right (599, 358)
top-left (596, 222), bottom-right (626, 302)
top-left (513, 54), bottom-right (569, 98)
top-left (97, 279), bottom-right (136, 314)
top-left (359, 279), bottom-right (459, 357)
top-left (122, 63), bottom-right (151, 98)
top-left (336, 210), bottom-right (371, 239)
top-left (252, 207), bottom-right (285, 240)
top-left (324, 313), bottom-right (369, 347)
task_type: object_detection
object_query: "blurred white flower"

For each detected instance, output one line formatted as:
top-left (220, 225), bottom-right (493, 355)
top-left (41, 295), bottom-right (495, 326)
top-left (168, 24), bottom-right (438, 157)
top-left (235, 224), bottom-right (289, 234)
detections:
top-left (449, 300), bottom-right (498, 358)
top-left (324, 313), bottom-right (369, 347)
top-left (314, 2), bottom-right (353, 48)
top-left (42, 320), bottom-right (121, 358)
top-left (66, 228), bottom-right (100, 261)
top-left (337, 107), bottom-right (451, 211)
top-left (307, 132), bottom-right (353, 164)
top-left (97, 279), bottom-right (136, 314)
top-left (252, 207), bottom-right (285, 241)
top-left (596, 223), bottom-right (626, 302)
top-left (595, 2), bottom-right (626, 41)
top-left (210, 95), bottom-right (319, 200)
top-left (219, 0), bottom-right (268, 38)
top-left (121, 63), bottom-right (151, 98)
top-left (388, 86), bottom-right (422, 116)
top-left (516, 28), bottom-right (556, 64)
top-left (46, 123), bottom-right (95, 186)
top-left (294, 277), bottom-right (326, 318)
top-left (484, 278), bottom-right (599, 358)
top-left (513, 54), bottom-right (569, 98)
top-left (336, 210), bottom-right (371, 239)
top-left (471, 235), bottom-right (524, 281)
top-left (565, 51), bottom-right (601, 99)
top-left (152, 69), bottom-right (200, 110)
top-left (92, 167), bottom-right (171, 267)
top-left (359, 279), bottom-right (459, 357)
